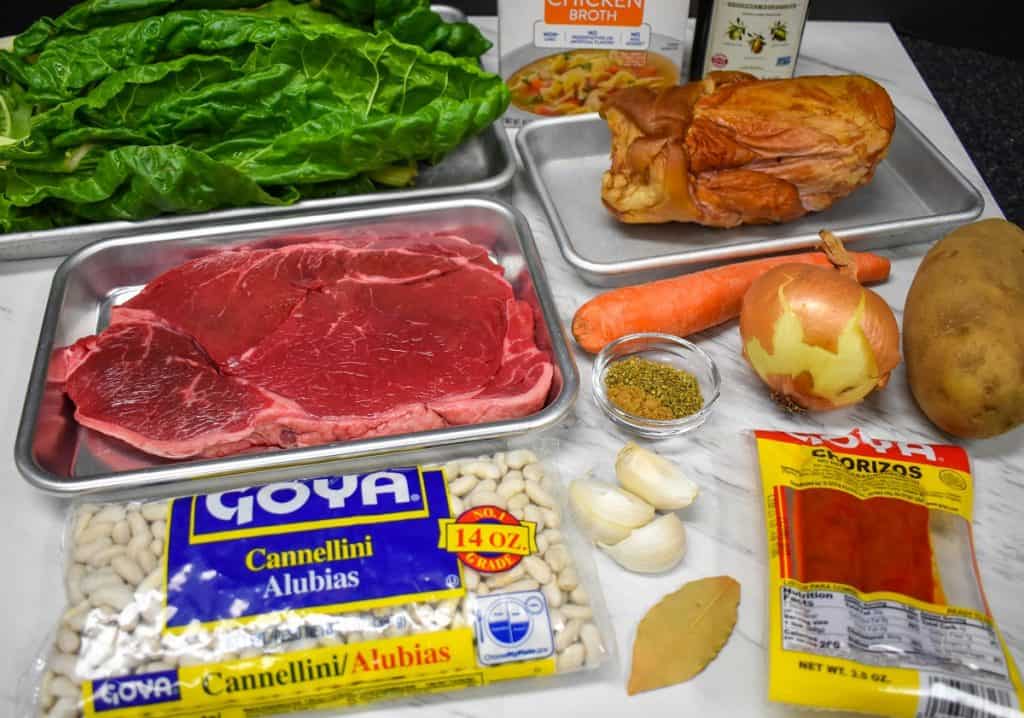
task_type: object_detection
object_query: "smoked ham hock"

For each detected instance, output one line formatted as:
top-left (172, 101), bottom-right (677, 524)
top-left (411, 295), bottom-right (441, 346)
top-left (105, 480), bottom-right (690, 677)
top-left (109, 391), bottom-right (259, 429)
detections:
top-left (600, 72), bottom-right (895, 227)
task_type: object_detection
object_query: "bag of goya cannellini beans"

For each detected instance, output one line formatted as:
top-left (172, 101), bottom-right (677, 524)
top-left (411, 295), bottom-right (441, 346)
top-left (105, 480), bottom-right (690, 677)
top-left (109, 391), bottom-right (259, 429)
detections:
top-left (23, 448), bottom-right (614, 718)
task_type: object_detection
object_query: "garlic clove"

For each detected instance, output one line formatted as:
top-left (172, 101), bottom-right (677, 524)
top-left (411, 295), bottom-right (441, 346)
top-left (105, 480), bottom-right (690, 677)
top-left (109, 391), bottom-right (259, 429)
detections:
top-left (615, 443), bottom-right (699, 511)
top-left (569, 479), bottom-right (655, 544)
top-left (598, 513), bottom-right (687, 574)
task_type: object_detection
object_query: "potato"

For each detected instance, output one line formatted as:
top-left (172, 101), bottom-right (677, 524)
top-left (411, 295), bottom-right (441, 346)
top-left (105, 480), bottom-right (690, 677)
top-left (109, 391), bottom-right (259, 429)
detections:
top-left (903, 219), bottom-right (1024, 438)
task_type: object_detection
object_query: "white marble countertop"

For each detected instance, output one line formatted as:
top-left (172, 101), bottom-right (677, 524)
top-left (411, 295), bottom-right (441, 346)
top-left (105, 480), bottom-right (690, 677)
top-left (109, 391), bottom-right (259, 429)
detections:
top-left (1, 17), bottom-right (1021, 718)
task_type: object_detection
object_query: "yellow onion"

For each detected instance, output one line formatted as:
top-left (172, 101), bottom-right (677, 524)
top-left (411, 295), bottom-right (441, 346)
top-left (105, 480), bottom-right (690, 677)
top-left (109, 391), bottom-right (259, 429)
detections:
top-left (739, 234), bottom-right (900, 411)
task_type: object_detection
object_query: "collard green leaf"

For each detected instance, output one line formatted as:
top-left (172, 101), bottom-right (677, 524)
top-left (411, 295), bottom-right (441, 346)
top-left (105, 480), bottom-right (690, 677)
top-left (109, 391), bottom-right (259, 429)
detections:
top-left (0, 0), bottom-right (508, 232)
top-left (13, 0), bottom-right (490, 59)
top-left (628, 576), bottom-right (741, 695)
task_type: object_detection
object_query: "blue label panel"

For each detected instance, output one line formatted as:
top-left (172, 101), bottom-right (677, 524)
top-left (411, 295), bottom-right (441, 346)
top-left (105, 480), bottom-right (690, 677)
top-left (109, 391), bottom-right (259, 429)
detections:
top-left (91, 670), bottom-right (181, 712)
top-left (165, 468), bottom-right (460, 628)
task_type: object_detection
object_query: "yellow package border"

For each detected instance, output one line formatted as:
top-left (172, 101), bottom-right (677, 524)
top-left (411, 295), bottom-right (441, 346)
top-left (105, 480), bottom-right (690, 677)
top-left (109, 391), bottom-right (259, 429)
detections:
top-left (755, 429), bottom-right (1024, 718)
top-left (81, 628), bottom-right (556, 717)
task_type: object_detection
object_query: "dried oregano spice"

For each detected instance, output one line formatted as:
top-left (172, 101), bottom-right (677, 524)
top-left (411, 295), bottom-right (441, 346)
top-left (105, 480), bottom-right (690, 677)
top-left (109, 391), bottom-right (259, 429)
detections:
top-left (604, 357), bottom-right (703, 420)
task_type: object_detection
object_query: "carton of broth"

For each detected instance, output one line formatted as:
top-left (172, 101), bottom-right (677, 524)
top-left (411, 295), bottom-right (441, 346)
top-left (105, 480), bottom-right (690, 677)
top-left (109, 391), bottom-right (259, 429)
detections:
top-left (499, 0), bottom-right (690, 127)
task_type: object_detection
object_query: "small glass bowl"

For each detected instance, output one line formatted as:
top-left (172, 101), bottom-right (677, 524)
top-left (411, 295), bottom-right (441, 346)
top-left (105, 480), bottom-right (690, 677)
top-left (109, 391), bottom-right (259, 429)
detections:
top-left (592, 332), bottom-right (721, 439)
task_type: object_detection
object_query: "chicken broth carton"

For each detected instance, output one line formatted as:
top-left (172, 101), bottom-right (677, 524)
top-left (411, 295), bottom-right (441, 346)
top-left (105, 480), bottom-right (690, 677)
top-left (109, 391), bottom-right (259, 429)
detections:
top-left (499, 0), bottom-right (690, 127)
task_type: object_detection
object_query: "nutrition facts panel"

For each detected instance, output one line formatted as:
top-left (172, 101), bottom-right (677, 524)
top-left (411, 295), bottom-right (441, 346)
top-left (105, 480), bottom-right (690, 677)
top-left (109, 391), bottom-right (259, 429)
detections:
top-left (780, 585), bottom-right (1011, 678)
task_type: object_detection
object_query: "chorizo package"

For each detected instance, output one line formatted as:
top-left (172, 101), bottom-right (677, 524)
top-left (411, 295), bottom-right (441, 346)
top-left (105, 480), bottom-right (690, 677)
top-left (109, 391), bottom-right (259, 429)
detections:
top-left (755, 429), bottom-right (1024, 718)
top-left (23, 448), bottom-right (612, 718)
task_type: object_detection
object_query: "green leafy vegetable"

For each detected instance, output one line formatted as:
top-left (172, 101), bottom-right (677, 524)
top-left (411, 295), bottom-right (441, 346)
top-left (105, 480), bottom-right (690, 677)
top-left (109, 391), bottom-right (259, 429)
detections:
top-left (0, 0), bottom-right (508, 232)
top-left (13, 0), bottom-right (491, 58)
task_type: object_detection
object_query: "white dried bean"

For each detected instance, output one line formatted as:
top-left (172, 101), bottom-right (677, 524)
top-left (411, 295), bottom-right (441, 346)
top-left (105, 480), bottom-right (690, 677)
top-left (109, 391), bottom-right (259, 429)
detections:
top-left (541, 529), bottom-right (563, 546)
top-left (548, 607), bottom-right (565, 631)
top-left (523, 463), bottom-right (545, 482)
top-left (509, 507), bottom-right (525, 521)
top-left (449, 495), bottom-right (465, 515)
top-left (545, 544), bottom-right (570, 572)
top-left (542, 581), bottom-right (563, 608)
top-left (561, 603), bottom-right (593, 620)
top-left (503, 469), bottom-right (524, 484)
top-left (80, 569), bottom-right (123, 595)
top-left (522, 555), bottom-right (552, 584)
top-left (554, 618), bottom-right (583, 652)
top-left (570, 586), bottom-right (590, 605)
top-left (57, 629), bottom-right (80, 654)
top-left (73, 508), bottom-right (97, 541)
top-left (62, 601), bottom-right (92, 632)
top-left (580, 623), bottom-right (602, 667)
top-left (46, 696), bottom-right (78, 718)
top-left (525, 481), bottom-right (555, 509)
top-left (91, 585), bottom-right (134, 611)
top-left (111, 520), bottom-right (131, 545)
top-left (448, 475), bottom-right (478, 497)
top-left (88, 544), bottom-right (127, 568)
top-left (138, 567), bottom-right (162, 593)
top-left (76, 521), bottom-right (114, 545)
top-left (442, 460), bottom-right (463, 480)
top-left (74, 537), bottom-right (112, 564)
top-left (66, 565), bottom-right (85, 605)
top-left (149, 520), bottom-right (168, 540)
top-left (476, 478), bottom-right (498, 494)
top-left (463, 568), bottom-right (480, 591)
top-left (507, 493), bottom-right (530, 511)
top-left (536, 534), bottom-right (549, 555)
top-left (556, 643), bottom-right (585, 671)
top-left (92, 505), bottom-right (126, 525)
top-left (150, 539), bottom-right (164, 556)
top-left (127, 533), bottom-right (150, 556)
top-left (127, 512), bottom-right (149, 540)
top-left (50, 675), bottom-right (79, 699)
top-left (497, 476), bottom-right (525, 499)
top-left (140, 502), bottom-right (168, 522)
top-left (143, 661), bottom-right (175, 672)
top-left (486, 564), bottom-right (525, 589)
top-left (493, 579), bottom-right (539, 593)
top-left (39, 671), bottom-right (56, 709)
top-left (523, 505), bottom-right (545, 533)
top-left (463, 461), bottom-right (501, 481)
top-left (557, 566), bottom-right (580, 592)
top-left (49, 653), bottom-right (81, 681)
top-left (136, 549), bottom-right (158, 574)
top-left (541, 508), bottom-right (560, 529)
top-left (505, 449), bottom-right (537, 470)
top-left (467, 489), bottom-right (506, 510)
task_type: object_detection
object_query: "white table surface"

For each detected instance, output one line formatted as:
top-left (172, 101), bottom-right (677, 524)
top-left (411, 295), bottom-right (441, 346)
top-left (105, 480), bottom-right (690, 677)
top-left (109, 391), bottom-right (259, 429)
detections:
top-left (2, 17), bottom-right (1021, 718)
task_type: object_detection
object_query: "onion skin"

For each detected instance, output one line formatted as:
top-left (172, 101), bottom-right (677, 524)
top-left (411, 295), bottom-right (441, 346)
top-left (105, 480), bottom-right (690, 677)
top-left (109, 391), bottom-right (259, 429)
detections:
top-left (739, 263), bottom-right (900, 411)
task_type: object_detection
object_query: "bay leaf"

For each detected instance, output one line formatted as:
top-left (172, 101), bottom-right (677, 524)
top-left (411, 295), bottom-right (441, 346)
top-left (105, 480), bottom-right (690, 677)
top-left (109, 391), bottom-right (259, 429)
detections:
top-left (627, 575), bottom-right (741, 695)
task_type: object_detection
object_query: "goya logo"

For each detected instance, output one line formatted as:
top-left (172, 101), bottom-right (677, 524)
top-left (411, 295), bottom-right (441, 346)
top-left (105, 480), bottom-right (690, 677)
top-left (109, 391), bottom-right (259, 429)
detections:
top-left (189, 469), bottom-right (428, 542)
top-left (91, 670), bottom-right (180, 712)
top-left (437, 505), bottom-right (538, 573)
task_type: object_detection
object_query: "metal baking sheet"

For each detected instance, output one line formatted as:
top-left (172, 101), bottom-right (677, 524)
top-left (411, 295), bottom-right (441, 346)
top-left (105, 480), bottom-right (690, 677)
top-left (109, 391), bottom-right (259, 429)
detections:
top-left (15, 198), bottom-right (579, 496)
top-left (517, 108), bottom-right (984, 286)
top-left (0, 6), bottom-right (515, 261)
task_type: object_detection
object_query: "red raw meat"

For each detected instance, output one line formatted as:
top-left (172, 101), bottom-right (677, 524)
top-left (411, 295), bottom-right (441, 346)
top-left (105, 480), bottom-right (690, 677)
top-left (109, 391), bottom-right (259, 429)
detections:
top-left (56, 235), bottom-right (553, 459)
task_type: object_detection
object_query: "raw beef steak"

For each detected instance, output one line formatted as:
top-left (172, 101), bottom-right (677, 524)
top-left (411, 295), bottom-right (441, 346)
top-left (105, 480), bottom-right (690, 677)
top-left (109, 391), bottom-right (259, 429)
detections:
top-left (56, 234), bottom-right (553, 459)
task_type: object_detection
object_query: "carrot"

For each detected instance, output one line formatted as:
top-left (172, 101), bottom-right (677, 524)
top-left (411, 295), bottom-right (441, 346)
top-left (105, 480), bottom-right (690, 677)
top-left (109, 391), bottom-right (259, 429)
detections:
top-left (572, 250), bottom-right (891, 353)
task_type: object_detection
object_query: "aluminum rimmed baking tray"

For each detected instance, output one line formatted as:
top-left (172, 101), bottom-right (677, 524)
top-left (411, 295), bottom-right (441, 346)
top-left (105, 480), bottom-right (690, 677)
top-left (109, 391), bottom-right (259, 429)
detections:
top-left (15, 197), bottom-right (579, 496)
top-left (517, 108), bottom-right (984, 286)
top-left (0, 6), bottom-right (515, 261)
